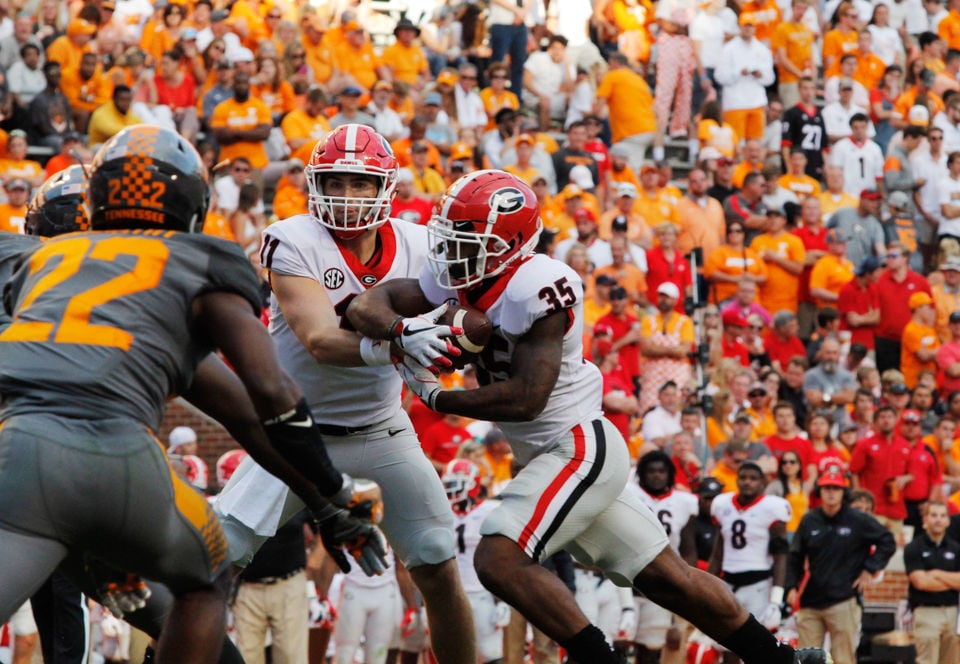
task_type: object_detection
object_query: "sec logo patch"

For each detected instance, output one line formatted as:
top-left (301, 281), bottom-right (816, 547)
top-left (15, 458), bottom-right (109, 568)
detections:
top-left (324, 268), bottom-right (345, 289)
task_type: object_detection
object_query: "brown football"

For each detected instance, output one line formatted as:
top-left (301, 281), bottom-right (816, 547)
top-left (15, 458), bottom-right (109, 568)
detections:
top-left (439, 304), bottom-right (493, 369)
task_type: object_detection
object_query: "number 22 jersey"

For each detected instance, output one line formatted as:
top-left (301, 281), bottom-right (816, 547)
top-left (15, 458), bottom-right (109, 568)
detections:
top-left (419, 253), bottom-right (604, 464)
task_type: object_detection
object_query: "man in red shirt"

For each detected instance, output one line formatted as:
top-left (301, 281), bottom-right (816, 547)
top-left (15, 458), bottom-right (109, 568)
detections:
top-left (595, 334), bottom-right (639, 441)
top-left (836, 255), bottom-right (881, 350)
top-left (937, 312), bottom-right (960, 394)
top-left (764, 401), bottom-right (815, 474)
top-left (874, 241), bottom-right (932, 374)
top-left (390, 167), bottom-right (435, 225)
top-left (901, 409), bottom-right (944, 533)
top-left (792, 197), bottom-right (829, 336)
top-left (763, 311), bottom-right (806, 372)
top-left (596, 286), bottom-right (641, 393)
top-left (721, 309), bottom-right (751, 366)
top-left (850, 405), bottom-right (913, 534)
top-left (420, 413), bottom-right (475, 473)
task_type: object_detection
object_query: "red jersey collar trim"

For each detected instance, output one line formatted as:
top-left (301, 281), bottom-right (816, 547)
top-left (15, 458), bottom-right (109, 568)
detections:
top-left (335, 221), bottom-right (398, 286)
top-left (734, 493), bottom-right (763, 510)
top-left (463, 254), bottom-right (534, 311)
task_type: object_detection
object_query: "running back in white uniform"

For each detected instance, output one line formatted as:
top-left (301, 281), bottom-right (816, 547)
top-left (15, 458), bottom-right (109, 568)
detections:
top-left (217, 217), bottom-right (456, 570)
top-left (626, 487), bottom-right (699, 555)
top-left (710, 493), bottom-right (791, 575)
top-left (335, 547), bottom-right (400, 664)
top-left (419, 253), bottom-right (603, 465)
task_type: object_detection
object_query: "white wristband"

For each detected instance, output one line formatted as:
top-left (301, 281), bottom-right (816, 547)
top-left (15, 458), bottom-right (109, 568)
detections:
top-left (360, 337), bottom-right (393, 366)
top-left (306, 580), bottom-right (318, 599)
top-left (769, 586), bottom-right (784, 605)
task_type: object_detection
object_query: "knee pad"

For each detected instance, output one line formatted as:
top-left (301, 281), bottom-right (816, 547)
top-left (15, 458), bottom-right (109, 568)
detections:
top-left (403, 527), bottom-right (456, 568)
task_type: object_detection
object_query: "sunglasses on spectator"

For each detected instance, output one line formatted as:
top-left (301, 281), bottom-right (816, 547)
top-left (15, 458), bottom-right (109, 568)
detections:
top-left (931, 136), bottom-right (944, 141)
top-left (888, 251), bottom-right (902, 258)
top-left (233, 166), bottom-right (251, 173)
top-left (782, 459), bottom-right (799, 465)
top-left (750, 325), bottom-right (763, 330)
top-left (267, 12), bottom-right (282, 18)
top-left (491, 74), bottom-right (507, 79)
top-left (728, 228), bottom-right (744, 234)
top-left (461, 75), bottom-right (477, 80)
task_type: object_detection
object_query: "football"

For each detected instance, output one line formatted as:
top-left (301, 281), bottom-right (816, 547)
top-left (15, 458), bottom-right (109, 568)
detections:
top-left (439, 304), bottom-right (493, 369)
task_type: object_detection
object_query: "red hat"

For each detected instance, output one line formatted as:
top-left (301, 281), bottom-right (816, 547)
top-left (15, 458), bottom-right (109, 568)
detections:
top-left (817, 472), bottom-right (847, 488)
top-left (721, 309), bottom-right (748, 327)
top-left (574, 208), bottom-right (596, 223)
top-left (901, 409), bottom-right (922, 423)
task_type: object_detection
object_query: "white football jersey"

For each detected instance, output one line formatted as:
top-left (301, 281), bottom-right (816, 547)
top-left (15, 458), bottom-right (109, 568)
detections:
top-left (828, 138), bottom-right (884, 197)
top-left (261, 217), bottom-right (429, 426)
top-left (419, 254), bottom-right (604, 464)
top-left (344, 544), bottom-right (397, 589)
top-left (710, 493), bottom-right (790, 574)
top-left (625, 485), bottom-right (698, 554)
top-left (453, 499), bottom-right (499, 593)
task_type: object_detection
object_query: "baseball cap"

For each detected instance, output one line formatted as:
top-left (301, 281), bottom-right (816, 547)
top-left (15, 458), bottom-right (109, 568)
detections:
top-left (739, 12), bottom-right (757, 24)
top-left (697, 477), bottom-right (724, 498)
top-left (182, 27), bottom-right (198, 40)
top-left (449, 142), bottom-right (472, 161)
top-left (950, 311), bottom-right (960, 324)
top-left (101, 0), bottom-right (116, 9)
top-left (817, 472), bottom-right (846, 488)
top-left (5, 178), bottom-right (29, 191)
top-left (372, 80), bottom-right (393, 93)
top-left (574, 208), bottom-right (596, 223)
top-left (609, 143), bottom-right (631, 159)
top-left (436, 70), bottom-right (458, 86)
top-left (733, 410), bottom-right (753, 424)
top-left (424, 91), bottom-right (442, 106)
top-left (825, 228), bottom-right (847, 243)
top-left (839, 78), bottom-right (854, 91)
top-left (658, 282), bottom-right (681, 299)
top-left (748, 382), bottom-right (767, 396)
top-left (410, 140), bottom-right (429, 153)
top-left (889, 382), bottom-right (910, 395)
top-left (210, 8), bottom-right (230, 22)
top-left (901, 409), bottom-right (922, 423)
top-left (887, 191), bottom-right (910, 209)
top-left (234, 47), bottom-right (255, 63)
top-left (516, 133), bottom-right (535, 147)
top-left (168, 426), bottom-right (197, 452)
top-left (640, 160), bottom-right (658, 174)
top-left (62, 131), bottom-right (83, 144)
top-left (67, 18), bottom-right (98, 37)
top-left (616, 182), bottom-right (638, 198)
top-left (860, 189), bottom-right (882, 200)
top-left (595, 274), bottom-right (617, 287)
top-left (909, 291), bottom-right (934, 309)
top-left (908, 104), bottom-right (930, 126)
top-left (569, 165), bottom-right (595, 190)
top-left (397, 167), bottom-right (414, 184)
top-left (855, 255), bottom-right (881, 276)
top-left (343, 19), bottom-right (363, 32)
top-left (560, 183), bottom-right (583, 200)
top-left (340, 85), bottom-right (363, 97)
top-left (699, 146), bottom-right (723, 162)
top-left (766, 206), bottom-right (785, 217)
top-left (941, 257), bottom-right (960, 272)
top-left (609, 285), bottom-right (628, 300)
top-left (722, 309), bottom-right (748, 327)
top-left (611, 215), bottom-right (628, 233)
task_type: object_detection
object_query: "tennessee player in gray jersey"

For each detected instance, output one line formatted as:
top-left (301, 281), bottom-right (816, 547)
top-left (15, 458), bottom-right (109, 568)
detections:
top-left (0, 125), bottom-right (384, 664)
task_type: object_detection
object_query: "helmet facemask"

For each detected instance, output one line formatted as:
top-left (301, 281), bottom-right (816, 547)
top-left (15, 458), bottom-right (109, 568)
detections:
top-left (306, 166), bottom-right (396, 239)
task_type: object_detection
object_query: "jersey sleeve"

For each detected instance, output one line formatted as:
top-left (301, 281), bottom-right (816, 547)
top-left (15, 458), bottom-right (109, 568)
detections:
top-left (500, 257), bottom-right (582, 337)
top-left (259, 219), bottom-right (315, 278)
top-left (771, 496), bottom-right (792, 526)
top-left (418, 265), bottom-right (458, 307)
top-left (192, 235), bottom-right (263, 316)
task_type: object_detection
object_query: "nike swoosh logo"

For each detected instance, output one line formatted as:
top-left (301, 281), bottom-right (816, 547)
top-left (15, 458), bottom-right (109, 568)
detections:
top-left (286, 417), bottom-right (314, 428)
top-left (402, 326), bottom-right (429, 337)
top-left (388, 428), bottom-right (404, 436)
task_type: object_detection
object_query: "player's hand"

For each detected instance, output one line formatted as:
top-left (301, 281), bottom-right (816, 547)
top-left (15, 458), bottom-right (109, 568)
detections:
top-left (401, 606), bottom-right (421, 637)
top-left (395, 356), bottom-right (444, 410)
top-left (100, 574), bottom-right (152, 619)
top-left (309, 596), bottom-right (337, 630)
top-left (314, 504), bottom-right (389, 576)
top-left (391, 304), bottom-right (462, 373)
top-left (758, 602), bottom-right (782, 630)
top-left (617, 606), bottom-right (637, 641)
top-left (494, 601), bottom-right (512, 628)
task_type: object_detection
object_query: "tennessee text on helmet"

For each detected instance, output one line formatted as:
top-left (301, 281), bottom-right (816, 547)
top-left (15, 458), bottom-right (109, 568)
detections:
top-left (428, 170), bottom-right (542, 290)
top-left (306, 124), bottom-right (399, 238)
top-left (88, 124), bottom-right (210, 233)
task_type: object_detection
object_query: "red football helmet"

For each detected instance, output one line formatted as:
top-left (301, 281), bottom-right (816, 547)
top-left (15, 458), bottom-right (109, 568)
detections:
top-left (181, 454), bottom-right (209, 491)
top-left (428, 170), bottom-right (542, 290)
top-left (216, 449), bottom-right (248, 487)
top-left (442, 459), bottom-right (482, 513)
top-left (305, 123), bottom-right (399, 238)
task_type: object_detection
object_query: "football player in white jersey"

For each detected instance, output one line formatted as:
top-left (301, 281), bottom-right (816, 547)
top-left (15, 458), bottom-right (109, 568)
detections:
top-left (346, 170), bottom-right (831, 664)
top-left (709, 461), bottom-right (792, 663)
top-left (443, 459), bottom-right (510, 663)
top-left (625, 451), bottom-right (699, 664)
top-left (214, 124), bottom-right (476, 664)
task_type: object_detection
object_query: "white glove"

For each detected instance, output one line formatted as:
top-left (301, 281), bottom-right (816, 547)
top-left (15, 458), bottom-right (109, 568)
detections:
top-left (391, 304), bottom-right (460, 371)
top-left (758, 602), bottom-right (782, 630)
top-left (494, 602), bottom-right (512, 628)
top-left (617, 607), bottom-right (637, 641)
top-left (396, 356), bottom-right (444, 409)
top-left (359, 337), bottom-right (394, 366)
top-left (309, 596), bottom-right (337, 630)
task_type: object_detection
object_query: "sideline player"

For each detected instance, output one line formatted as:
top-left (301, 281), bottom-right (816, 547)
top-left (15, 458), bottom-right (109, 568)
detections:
top-left (346, 169), bottom-right (830, 664)
top-left (626, 451), bottom-right (699, 664)
top-left (0, 125), bottom-right (380, 663)
top-left (443, 459), bottom-right (510, 663)
top-left (709, 462), bottom-right (791, 664)
top-left (213, 123), bottom-right (477, 663)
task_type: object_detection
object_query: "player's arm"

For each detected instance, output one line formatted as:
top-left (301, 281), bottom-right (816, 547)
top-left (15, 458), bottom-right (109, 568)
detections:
top-left (706, 524), bottom-right (724, 577)
top-left (678, 516), bottom-right (698, 567)
top-left (769, 520), bottom-right (789, 589)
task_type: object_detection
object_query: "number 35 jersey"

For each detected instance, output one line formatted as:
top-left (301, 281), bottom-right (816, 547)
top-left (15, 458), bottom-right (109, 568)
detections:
top-left (711, 493), bottom-right (791, 574)
top-left (0, 231), bottom-right (262, 431)
top-left (419, 253), bottom-right (603, 465)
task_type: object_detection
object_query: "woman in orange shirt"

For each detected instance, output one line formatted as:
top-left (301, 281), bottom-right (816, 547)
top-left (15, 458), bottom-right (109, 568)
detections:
top-left (703, 222), bottom-right (769, 304)
top-left (479, 62), bottom-right (519, 131)
top-left (253, 55), bottom-right (295, 121)
top-left (141, 3), bottom-right (187, 65)
top-left (766, 451), bottom-right (809, 536)
top-left (706, 390), bottom-right (735, 450)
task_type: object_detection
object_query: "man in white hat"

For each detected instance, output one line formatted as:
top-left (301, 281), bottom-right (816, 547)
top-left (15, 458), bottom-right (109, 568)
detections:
top-left (168, 425), bottom-right (198, 456)
top-left (639, 282), bottom-right (695, 412)
top-left (599, 181), bottom-right (652, 247)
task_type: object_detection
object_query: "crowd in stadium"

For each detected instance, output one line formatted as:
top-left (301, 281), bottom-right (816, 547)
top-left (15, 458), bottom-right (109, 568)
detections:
top-left (7, 0), bottom-right (960, 662)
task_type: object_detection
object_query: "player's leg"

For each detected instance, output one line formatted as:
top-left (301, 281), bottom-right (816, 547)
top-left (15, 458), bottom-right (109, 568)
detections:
top-left (30, 571), bottom-right (90, 664)
top-left (232, 581), bottom-right (270, 664)
top-left (468, 590), bottom-right (503, 663)
top-left (266, 571), bottom-right (309, 664)
top-left (475, 419), bottom-right (630, 664)
top-left (155, 570), bottom-right (232, 664)
top-left (362, 583), bottom-right (399, 664)
top-left (333, 582), bottom-right (367, 664)
top-left (0, 528), bottom-right (65, 621)
top-left (345, 414), bottom-right (476, 664)
top-left (10, 601), bottom-right (38, 664)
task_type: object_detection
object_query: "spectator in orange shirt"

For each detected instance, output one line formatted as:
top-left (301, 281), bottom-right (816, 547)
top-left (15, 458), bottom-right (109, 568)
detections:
top-left (901, 292), bottom-right (940, 388)
top-left (594, 235), bottom-right (649, 307)
top-left (480, 62), bottom-right (520, 131)
top-left (704, 221), bottom-right (769, 304)
top-left (382, 18), bottom-right (429, 91)
top-left (44, 132), bottom-right (83, 178)
top-left (731, 139), bottom-right (766, 189)
top-left (750, 207), bottom-right (807, 315)
top-left (280, 86), bottom-right (331, 162)
top-left (46, 18), bottom-right (96, 75)
top-left (854, 30), bottom-right (887, 91)
top-left (0, 178), bottom-right (30, 233)
top-left (334, 20), bottom-right (389, 94)
top-left (0, 130), bottom-right (44, 189)
top-left (809, 228), bottom-right (855, 308)
top-left (822, 2), bottom-right (860, 77)
top-left (210, 70), bottom-right (272, 178)
top-left (600, 182), bottom-right (653, 247)
top-left (62, 51), bottom-right (111, 133)
top-left (272, 159), bottom-right (308, 221)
